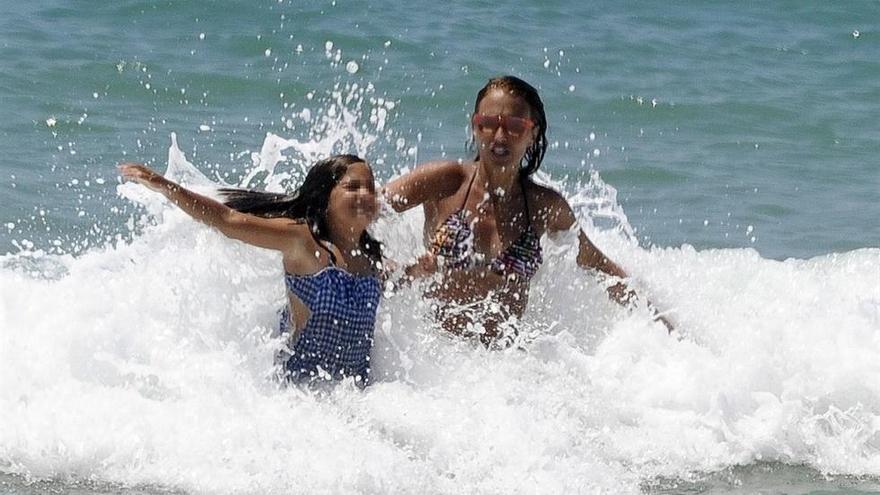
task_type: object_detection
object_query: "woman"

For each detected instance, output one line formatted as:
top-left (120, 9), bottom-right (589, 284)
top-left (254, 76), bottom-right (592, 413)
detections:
top-left (119, 154), bottom-right (383, 385)
top-left (384, 76), bottom-right (670, 344)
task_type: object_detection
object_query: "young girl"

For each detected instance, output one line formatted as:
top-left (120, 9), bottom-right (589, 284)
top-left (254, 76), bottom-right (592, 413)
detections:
top-left (119, 154), bottom-right (383, 385)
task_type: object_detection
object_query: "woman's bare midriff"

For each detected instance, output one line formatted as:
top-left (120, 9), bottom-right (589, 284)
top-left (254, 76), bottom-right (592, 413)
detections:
top-left (426, 267), bottom-right (529, 345)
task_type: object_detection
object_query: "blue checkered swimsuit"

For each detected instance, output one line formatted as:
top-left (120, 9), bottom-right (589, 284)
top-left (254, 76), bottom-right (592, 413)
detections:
top-left (279, 242), bottom-right (381, 385)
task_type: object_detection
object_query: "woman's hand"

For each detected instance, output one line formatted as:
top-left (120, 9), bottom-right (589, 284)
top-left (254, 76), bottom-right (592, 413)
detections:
top-left (405, 252), bottom-right (438, 279)
top-left (118, 163), bottom-right (172, 194)
top-left (655, 314), bottom-right (675, 333)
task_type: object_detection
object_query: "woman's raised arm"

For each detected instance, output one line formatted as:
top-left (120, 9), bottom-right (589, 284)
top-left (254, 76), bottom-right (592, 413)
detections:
top-left (383, 160), bottom-right (466, 212)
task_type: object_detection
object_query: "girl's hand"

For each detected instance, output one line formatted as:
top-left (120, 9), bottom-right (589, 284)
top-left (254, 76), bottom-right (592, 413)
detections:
top-left (118, 163), bottom-right (171, 193)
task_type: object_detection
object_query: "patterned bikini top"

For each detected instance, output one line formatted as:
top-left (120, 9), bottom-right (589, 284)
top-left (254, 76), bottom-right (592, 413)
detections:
top-left (430, 171), bottom-right (543, 279)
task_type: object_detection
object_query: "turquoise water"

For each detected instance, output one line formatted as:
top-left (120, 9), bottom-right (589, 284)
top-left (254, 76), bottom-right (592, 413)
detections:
top-left (1, 1), bottom-right (877, 258)
top-left (2, 2), bottom-right (880, 494)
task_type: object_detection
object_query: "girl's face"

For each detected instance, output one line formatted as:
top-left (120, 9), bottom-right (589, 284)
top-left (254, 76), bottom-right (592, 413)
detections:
top-left (473, 88), bottom-right (538, 168)
top-left (326, 161), bottom-right (378, 235)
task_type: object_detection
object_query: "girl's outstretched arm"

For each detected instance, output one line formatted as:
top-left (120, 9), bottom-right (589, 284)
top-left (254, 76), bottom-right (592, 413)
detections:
top-left (118, 163), bottom-right (303, 252)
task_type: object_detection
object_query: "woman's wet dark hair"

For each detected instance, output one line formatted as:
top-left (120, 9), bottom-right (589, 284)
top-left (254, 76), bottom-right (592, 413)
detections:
top-left (472, 75), bottom-right (548, 177)
top-left (219, 154), bottom-right (382, 266)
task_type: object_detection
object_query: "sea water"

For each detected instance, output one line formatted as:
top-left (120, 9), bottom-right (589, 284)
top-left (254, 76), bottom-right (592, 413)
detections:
top-left (1, 1), bottom-right (879, 494)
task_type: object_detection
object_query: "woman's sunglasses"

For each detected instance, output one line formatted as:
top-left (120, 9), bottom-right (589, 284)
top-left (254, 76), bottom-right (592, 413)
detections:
top-left (472, 114), bottom-right (535, 137)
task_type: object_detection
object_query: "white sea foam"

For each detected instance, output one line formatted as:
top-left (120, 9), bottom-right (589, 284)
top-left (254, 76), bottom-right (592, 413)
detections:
top-left (2, 100), bottom-right (879, 494)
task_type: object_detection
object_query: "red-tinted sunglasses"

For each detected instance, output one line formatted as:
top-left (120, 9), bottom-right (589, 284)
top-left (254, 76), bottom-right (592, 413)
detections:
top-left (472, 114), bottom-right (535, 137)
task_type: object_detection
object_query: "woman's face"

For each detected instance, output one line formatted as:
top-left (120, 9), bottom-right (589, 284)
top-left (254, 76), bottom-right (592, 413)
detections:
top-left (326, 162), bottom-right (377, 235)
top-left (473, 88), bottom-right (537, 168)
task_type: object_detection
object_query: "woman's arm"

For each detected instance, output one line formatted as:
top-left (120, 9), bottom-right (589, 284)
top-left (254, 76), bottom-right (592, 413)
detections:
top-left (383, 160), bottom-right (466, 212)
top-left (574, 229), bottom-right (638, 305)
top-left (541, 187), bottom-right (673, 330)
top-left (380, 161), bottom-right (468, 285)
top-left (118, 163), bottom-right (303, 252)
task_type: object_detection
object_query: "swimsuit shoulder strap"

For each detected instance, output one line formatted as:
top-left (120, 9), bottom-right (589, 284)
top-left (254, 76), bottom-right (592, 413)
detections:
top-left (307, 225), bottom-right (337, 266)
top-left (458, 165), bottom-right (479, 211)
top-left (520, 174), bottom-right (534, 229)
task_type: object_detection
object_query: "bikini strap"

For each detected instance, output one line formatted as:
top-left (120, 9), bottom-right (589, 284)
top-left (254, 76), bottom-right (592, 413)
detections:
top-left (459, 166), bottom-right (479, 210)
top-left (520, 174), bottom-right (534, 228)
top-left (308, 226), bottom-right (338, 266)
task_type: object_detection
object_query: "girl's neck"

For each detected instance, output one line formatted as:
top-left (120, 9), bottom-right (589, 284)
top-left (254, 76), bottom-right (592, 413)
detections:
top-left (327, 228), bottom-right (361, 257)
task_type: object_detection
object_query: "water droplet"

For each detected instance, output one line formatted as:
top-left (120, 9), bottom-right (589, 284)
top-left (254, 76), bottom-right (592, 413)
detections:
top-left (852, 30), bottom-right (860, 38)
top-left (345, 60), bottom-right (359, 74)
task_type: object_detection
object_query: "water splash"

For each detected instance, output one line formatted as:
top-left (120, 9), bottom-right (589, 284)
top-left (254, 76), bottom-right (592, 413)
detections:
top-left (2, 114), bottom-right (880, 494)
top-left (567, 169), bottom-right (637, 243)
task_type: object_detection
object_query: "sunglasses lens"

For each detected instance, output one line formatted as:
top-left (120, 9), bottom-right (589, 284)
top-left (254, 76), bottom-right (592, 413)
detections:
top-left (472, 114), bottom-right (533, 135)
top-left (504, 117), bottom-right (528, 135)
top-left (473, 114), bottom-right (499, 130)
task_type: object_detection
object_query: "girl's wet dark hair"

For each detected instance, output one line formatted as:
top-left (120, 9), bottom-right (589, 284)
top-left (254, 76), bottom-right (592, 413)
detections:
top-left (472, 75), bottom-right (548, 177)
top-left (219, 154), bottom-right (382, 266)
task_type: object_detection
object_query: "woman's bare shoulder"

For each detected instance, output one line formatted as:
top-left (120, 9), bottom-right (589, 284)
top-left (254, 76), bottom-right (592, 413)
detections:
top-left (525, 179), bottom-right (569, 208)
top-left (523, 178), bottom-right (575, 232)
